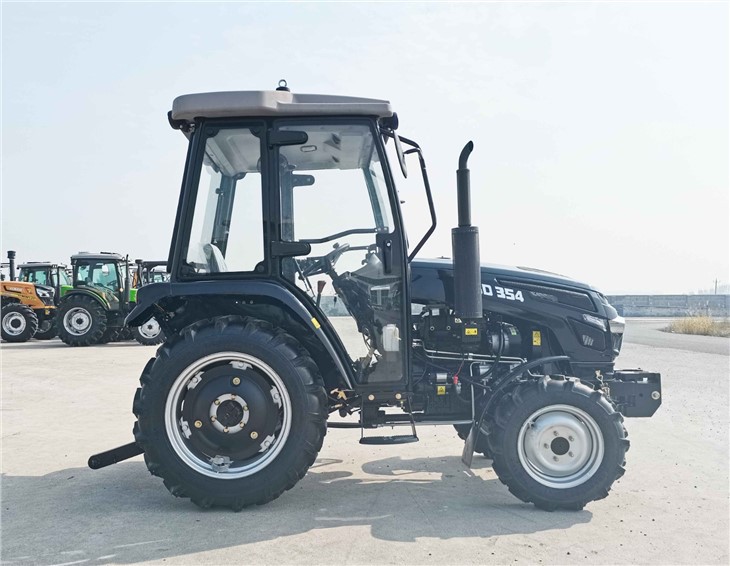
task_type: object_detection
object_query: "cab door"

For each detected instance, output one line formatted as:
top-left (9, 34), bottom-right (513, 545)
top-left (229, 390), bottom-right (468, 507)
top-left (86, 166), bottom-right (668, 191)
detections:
top-left (273, 120), bottom-right (409, 386)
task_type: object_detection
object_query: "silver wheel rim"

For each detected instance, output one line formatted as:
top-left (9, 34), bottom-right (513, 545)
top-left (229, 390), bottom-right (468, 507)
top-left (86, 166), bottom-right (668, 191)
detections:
top-left (63, 307), bottom-right (92, 336)
top-left (138, 317), bottom-right (161, 339)
top-left (165, 351), bottom-right (292, 479)
top-left (517, 404), bottom-right (604, 489)
top-left (2, 312), bottom-right (26, 336)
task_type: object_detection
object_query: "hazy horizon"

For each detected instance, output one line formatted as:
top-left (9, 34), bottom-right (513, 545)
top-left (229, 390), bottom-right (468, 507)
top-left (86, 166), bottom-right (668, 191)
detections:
top-left (2, 2), bottom-right (728, 294)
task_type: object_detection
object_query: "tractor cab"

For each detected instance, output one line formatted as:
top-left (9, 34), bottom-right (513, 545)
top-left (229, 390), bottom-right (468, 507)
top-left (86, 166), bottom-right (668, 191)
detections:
top-left (70, 253), bottom-right (128, 308)
top-left (18, 262), bottom-right (71, 303)
top-left (132, 260), bottom-right (169, 288)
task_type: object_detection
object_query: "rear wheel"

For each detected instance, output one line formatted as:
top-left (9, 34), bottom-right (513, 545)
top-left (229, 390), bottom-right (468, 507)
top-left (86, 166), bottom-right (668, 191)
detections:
top-left (486, 376), bottom-right (628, 511)
top-left (1, 303), bottom-right (39, 342)
top-left (33, 318), bottom-right (58, 340)
top-left (57, 295), bottom-right (107, 346)
top-left (133, 316), bottom-right (327, 510)
top-left (133, 317), bottom-right (165, 346)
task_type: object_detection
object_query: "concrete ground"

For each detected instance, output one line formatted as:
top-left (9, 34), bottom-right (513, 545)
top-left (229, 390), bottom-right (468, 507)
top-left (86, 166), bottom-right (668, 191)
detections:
top-left (1, 318), bottom-right (728, 565)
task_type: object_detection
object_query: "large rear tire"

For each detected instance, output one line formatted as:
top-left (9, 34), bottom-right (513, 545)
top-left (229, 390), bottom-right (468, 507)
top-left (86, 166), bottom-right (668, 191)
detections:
top-left (33, 319), bottom-right (58, 340)
top-left (133, 316), bottom-right (328, 510)
top-left (133, 317), bottom-right (166, 346)
top-left (486, 376), bottom-right (629, 511)
top-left (1, 303), bottom-right (39, 342)
top-left (57, 295), bottom-right (107, 346)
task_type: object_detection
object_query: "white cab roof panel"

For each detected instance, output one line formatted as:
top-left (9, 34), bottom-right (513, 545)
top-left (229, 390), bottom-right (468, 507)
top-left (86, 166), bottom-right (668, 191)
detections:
top-left (172, 90), bottom-right (393, 122)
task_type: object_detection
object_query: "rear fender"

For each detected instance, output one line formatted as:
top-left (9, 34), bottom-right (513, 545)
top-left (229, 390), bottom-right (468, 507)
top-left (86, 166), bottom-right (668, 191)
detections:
top-left (127, 280), bottom-right (354, 388)
top-left (63, 289), bottom-right (111, 310)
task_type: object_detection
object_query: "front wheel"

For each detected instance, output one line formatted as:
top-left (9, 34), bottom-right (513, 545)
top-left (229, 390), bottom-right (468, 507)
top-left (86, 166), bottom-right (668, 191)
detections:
top-left (57, 295), bottom-right (107, 346)
top-left (33, 318), bottom-right (58, 340)
top-left (133, 317), bottom-right (165, 346)
top-left (486, 376), bottom-right (629, 511)
top-left (1, 303), bottom-right (39, 342)
top-left (133, 316), bottom-right (327, 510)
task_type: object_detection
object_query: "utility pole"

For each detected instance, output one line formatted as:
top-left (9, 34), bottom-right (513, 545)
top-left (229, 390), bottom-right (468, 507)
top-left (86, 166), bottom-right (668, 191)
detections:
top-left (714, 279), bottom-right (719, 295)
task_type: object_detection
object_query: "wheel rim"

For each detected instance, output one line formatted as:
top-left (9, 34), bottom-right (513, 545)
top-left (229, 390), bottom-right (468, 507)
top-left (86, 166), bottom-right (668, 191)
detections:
top-left (63, 307), bottom-right (92, 336)
top-left (165, 351), bottom-right (292, 479)
top-left (138, 318), bottom-right (161, 339)
top-left (2, 312), bottom-right (26, 336)
top-left (517, 404), bottom-right (604, 489)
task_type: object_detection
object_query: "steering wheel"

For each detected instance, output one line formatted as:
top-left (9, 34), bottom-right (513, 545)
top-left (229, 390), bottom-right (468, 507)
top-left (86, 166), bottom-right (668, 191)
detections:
top-left (299, 243), bottom-right (351, 277)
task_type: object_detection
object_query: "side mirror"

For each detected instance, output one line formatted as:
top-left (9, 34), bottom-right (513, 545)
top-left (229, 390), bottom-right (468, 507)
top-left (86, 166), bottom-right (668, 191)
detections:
top-left (393, 134), bottom-right (408, 179)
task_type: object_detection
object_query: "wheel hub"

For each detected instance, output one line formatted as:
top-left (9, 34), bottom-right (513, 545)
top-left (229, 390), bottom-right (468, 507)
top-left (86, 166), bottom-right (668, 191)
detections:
top-left (139, 318), bottom-right (160, 339)
top-left (210, 394), bottom-right (249, 433)
top-left (2, 312), bottom-right (26, 335)
top-left (518, 404), bottom-right (604, 489)
top-left (63, 307), bottom-right (92, 335)
top-left (166, 354), bottom-right (291, 479)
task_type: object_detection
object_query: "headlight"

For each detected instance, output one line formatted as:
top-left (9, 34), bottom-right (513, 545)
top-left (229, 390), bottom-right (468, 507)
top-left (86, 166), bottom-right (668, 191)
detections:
top-left (609, 315), bottom-right (625, 334)
top-left (582, 313), bottom-right (607, 330)
top-left (36, 288), bottom-right (51, 298)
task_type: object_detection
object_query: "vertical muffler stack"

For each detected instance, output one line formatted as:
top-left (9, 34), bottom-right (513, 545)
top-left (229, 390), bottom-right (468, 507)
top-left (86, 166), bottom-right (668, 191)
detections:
top-left (452, 142), bottom-right (482, 322)
top-left (7, 250), bottom-right (17, 281)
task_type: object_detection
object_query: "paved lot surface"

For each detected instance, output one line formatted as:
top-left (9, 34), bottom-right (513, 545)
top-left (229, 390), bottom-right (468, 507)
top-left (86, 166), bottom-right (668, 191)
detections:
top-left (1, 319), bottom-right (728, 565)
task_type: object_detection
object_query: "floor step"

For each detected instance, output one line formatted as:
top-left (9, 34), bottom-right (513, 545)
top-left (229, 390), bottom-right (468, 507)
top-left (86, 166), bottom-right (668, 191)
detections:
top-left (359, 435), bottom-right (419, 445)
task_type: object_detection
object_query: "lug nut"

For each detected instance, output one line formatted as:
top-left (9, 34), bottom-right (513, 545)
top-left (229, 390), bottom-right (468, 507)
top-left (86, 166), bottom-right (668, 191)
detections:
top-left (224, 427), bottom-right (229, 433)
top-left (553, 456), bottom-right (559, 462)
top-left (395, 393), bottom-right (402, 400)
top-left (232, 377), bottom-right (241, 386)
top-left (543, 443), bottom-right (549, 449)
top-left (194, 420), bottom-right (203, 429)
top-left (569, 452), bottom-right (574, 457)
top-left (553, 431), bottom-right (559, 436)
top-left (568, 436), bottom-right (574, 442)
top-left (250, 431), bottom-right (259, 439)
top-left (240, 422), bottom-right (245, 428)
top-left (368, 394), bottom-right (375, 401)
top-left (211, 416), bottom-right (217, 422)
top-left (215, 400), bottom-right (220, 405)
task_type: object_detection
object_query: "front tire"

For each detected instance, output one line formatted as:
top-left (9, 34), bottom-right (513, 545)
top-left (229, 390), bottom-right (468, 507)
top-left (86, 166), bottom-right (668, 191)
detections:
top-left (57, 295), bottom-right (107, 346)
top-left (33, 318), bottom-right (58, 340)
top-left (133, 317), bottom-right (166, 346)
top-left (1, 303), bottom-right (39, 342)
top-left (133, 316), bottom-right (327, 510)
top-left (487, 376), bottom-right (629, 511)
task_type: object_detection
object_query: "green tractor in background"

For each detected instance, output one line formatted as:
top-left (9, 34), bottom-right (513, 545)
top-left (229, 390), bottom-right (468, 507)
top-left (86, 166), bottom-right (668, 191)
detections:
top-left (16, 261), bottom-right (72, 339)
top-left (57, 253), bottom-right (136, 346)
top-left (56, 252), bottom-right (166, 346)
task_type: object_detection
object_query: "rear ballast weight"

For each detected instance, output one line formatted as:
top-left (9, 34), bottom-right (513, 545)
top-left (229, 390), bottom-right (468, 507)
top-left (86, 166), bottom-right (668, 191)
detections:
top-left (90, 83), bottom-right (661, 512)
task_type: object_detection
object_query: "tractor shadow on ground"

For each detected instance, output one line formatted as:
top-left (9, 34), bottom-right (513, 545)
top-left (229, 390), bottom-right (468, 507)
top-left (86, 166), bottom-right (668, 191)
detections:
top-left (1, 455), bottom-right (591, 565)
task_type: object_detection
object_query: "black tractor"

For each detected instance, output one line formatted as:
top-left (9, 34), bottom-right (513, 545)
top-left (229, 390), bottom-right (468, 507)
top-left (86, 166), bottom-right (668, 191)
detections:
top-left (90, 85), bottom-right (661, 512)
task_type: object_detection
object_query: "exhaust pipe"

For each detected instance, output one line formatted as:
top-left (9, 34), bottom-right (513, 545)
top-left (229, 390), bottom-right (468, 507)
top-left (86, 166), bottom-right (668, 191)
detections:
top-left (7, 250), bottom-right (17, 281)
top-left (451, 142), bottom-right (482, 321)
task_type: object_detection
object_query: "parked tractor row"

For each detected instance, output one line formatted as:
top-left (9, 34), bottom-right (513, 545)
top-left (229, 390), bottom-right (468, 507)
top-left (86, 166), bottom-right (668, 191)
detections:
top-left (1, 251), bottom-right (167, 346)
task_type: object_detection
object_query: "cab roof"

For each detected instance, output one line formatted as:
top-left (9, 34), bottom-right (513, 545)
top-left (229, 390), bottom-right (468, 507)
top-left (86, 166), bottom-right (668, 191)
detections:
top-left (171, 89), bottom-right (393, 124)
top-left (71, 253), bottom-right (124, 262)
top-left (19, 262), bottom-right (66, 269)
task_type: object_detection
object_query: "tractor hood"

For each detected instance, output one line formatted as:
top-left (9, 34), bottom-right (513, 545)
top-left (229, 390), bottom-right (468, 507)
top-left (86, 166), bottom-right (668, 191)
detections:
top-left (412, 258), bottom-right (596, 292)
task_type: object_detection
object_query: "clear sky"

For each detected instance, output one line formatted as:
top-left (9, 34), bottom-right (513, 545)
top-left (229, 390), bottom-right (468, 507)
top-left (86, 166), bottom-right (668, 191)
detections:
top-left (2, 2), bottom-right (728, 294)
